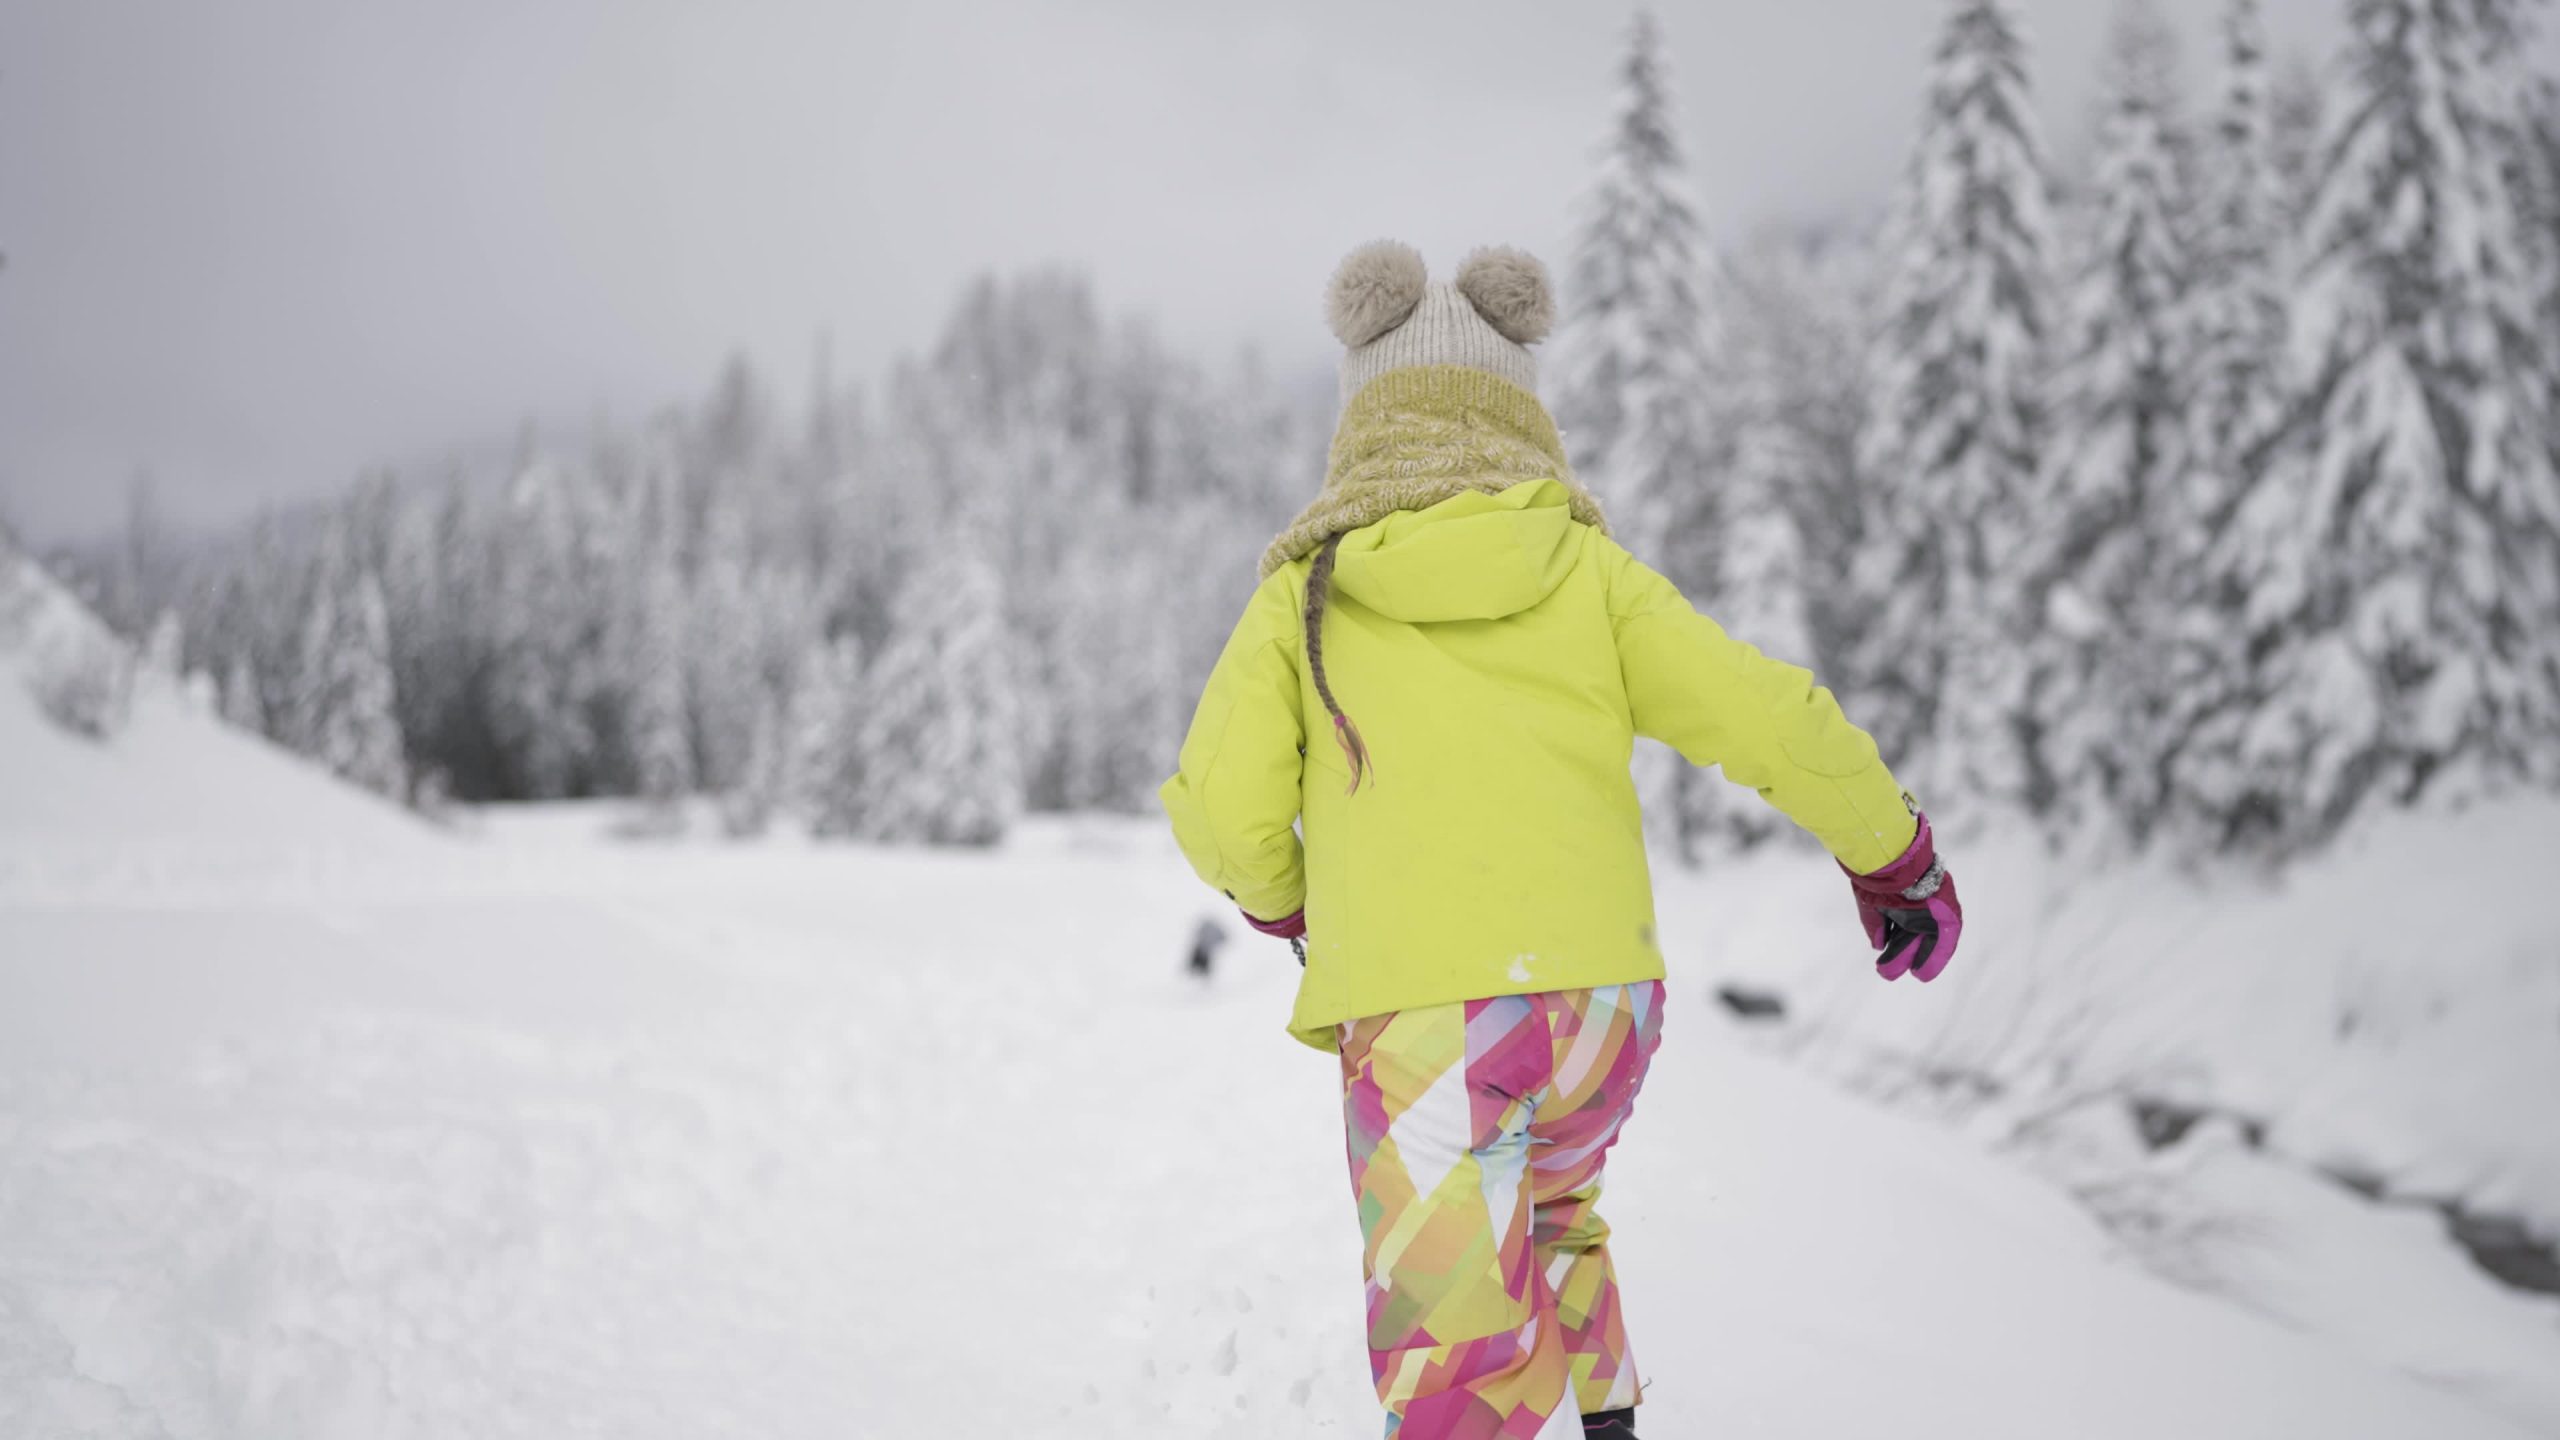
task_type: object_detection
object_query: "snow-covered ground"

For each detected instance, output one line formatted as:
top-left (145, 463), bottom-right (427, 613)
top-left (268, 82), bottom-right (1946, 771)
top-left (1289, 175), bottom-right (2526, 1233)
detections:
top-left (1670, 804), bottom-right (2560, 1230)
top-left (5, 649), bottom-right (2559, 1436)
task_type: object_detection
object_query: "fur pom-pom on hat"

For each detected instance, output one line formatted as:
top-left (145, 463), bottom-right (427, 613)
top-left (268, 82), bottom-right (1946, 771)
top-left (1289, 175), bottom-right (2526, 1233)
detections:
top-left (1453, 247), bottom-right (1555, 345)
top-left (1325, 240), bottom-right (1429, 348)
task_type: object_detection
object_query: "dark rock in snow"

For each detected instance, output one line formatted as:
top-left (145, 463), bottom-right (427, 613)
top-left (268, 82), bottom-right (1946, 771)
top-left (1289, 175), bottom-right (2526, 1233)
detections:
top-left (1714, 985), bottom-right (1787, 1022)
top-left (2319, 1163), bottom-right (2391, 1202)
top-left (2441, 1204), bottom-right (2560, 1298)
top-left (2128, 1096), bottom-right (2268, 1154)
top-left (1187, 916), bottom-right (1228, 979)
top-left (2130, 1097), bottom-right (2205, 1151)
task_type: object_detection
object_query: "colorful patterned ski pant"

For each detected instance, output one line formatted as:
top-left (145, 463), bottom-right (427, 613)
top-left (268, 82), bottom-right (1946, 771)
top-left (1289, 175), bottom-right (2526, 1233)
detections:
top-left (1337, 981), bottom-right (1665, 1439)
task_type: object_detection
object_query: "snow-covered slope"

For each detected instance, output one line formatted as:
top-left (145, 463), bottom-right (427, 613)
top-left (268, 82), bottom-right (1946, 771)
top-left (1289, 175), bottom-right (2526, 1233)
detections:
top-left (1658, 802), bottom-right (2560, 1427)
top-left (0, 524), bottom-right (121, 663)
top-left (1663, 802), bottom-right (2560, 1237)
top-left (1, 529), bottom-right (435, 889)
top-left (2, 784), bottom-right (2555, 1436)
top-left (0, 669), bottom-right (432, 861)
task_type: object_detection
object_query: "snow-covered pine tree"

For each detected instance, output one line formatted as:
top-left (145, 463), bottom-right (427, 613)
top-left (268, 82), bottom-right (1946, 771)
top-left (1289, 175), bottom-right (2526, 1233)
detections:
top-left (856, 523), bottom-right (1025, 847)
top-left (2026, 0), bottom-right (2197, 836)
top-left (1555, 10), bottom-right (1727, 856)
top-left (2189, 0), bottom-right (2289, 495)
top-left (2534, 77), bottom-right (2560, 478)
top-left (108, 474), bottom-right (170, 641)
top-left (1715, 375), bottom-right (1819, 674)
top-left (805, 332), bottom-right (847, 494)
top-left (686, 494), bottom-right (765, 798)
top-left (1723, 240), bottom-right (1887, 689)
top-left (2458, 0), bottom-right (2560, 623)
top-left (685, 354), bottom-right (775, 566)
top-left (2487, 10), bottom-right (2560, 636)
top-left (483, 460), bottom-right (592, 798)
top-left (2268, 53), bottom-right (2330, 228)
top-left (379, 488), bottom-right (435, 731)
top-left (1669, 240), bottom-right (1859, 852)
top-left (141, 610), bottom-right (185, 684)
top-left (795, 631), bottom-right (865, 836)
top-left (338, 571), bottom-right (408, 799)
top-left (905, 270), bottom-right (1144, 811)
top-left (1051, 507), bottom-right (1194, 813)
top-left (376, 478), bottom-right (474, 791)
top-left (1557, 9), bottom-right (1721, 576)
top-left (292, 545), bottom-right (407, 801)
top-left (628, 538), bottom-right (694, 832)
top-left (718, 570), bottom-right (822, 838)
top-left (2159, 0), bottom-right (2298, 845)
top-left (279, 564), bottom-right (336, 757)
top-left (2216, 0), bottom-right (2560, 848)
top-left (722, 681), bottom-right (789, 839)
top-left (219, 651), bottom-right (263, 733)
top-left (237, 513), bottom-right (314, 747)
top-left (1859, 0), bottom-right (2055, 807)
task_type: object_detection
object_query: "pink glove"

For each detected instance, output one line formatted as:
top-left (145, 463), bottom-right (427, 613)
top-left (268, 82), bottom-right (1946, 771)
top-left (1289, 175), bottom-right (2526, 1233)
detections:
top-left (1841, 812), bottom-right (1962, 983)
top-left (1243, 909), bottom-right (1306, 941)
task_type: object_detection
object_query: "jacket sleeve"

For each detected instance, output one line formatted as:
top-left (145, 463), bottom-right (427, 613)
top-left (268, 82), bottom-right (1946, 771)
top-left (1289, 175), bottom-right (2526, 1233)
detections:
top-left (1601, 539), bottom-right (1919, 873)
top-left (1159, 573), bottom-right (1308, 922)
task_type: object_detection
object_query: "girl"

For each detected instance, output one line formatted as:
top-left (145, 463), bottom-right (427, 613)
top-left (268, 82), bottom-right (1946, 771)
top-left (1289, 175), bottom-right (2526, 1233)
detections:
top-left (1160, 240), bottom-right (1963, 1440)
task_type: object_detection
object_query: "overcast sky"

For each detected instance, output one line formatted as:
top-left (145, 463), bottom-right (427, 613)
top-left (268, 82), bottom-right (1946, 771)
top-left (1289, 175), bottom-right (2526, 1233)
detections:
top-left (4, 1), bottom-right (2553, 543)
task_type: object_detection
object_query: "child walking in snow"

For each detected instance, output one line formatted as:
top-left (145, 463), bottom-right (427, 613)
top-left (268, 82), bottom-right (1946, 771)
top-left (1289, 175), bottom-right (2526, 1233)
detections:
top-left (1161, 241), bottom-right (1963, 1440)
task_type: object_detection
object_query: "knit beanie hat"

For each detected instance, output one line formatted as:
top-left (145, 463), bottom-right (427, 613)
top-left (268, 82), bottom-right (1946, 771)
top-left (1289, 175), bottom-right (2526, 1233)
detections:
top-left (1262, 241), bottom-right (1609, 580)
top-left (1328, 240), bottom-right (1551, 406)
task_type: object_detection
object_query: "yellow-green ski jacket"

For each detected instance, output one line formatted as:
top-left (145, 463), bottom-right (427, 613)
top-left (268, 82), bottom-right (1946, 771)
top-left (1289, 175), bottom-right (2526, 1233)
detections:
top-left (1161, 375), bottom-right (1915, 1052)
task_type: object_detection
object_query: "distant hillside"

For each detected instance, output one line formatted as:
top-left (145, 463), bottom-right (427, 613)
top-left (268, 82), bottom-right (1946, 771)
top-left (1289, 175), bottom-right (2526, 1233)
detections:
top-left (0, 520), bottom-right (123, 664)
top-left (0, 526), bottom-right (433, 865)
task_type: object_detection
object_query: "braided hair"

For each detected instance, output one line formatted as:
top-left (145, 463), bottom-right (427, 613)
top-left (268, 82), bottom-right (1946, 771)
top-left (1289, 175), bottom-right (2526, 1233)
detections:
top-left (1304, 534), bottom-right (1373, 794)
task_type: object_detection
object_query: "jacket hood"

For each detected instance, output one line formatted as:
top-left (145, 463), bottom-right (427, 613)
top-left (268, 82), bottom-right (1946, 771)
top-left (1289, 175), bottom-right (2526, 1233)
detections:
top-left (1328, 479), bottom-right (1583, 623)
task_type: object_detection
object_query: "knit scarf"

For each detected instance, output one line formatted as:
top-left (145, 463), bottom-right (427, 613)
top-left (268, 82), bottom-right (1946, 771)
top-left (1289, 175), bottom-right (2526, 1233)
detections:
top-left (1259, 365), bottom-right (1610, 580)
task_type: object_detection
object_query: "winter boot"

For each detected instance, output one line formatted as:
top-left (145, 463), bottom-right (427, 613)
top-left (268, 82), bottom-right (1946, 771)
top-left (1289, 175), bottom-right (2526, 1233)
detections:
top-left (1584, 1409), bottom-right (1637, 1438)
